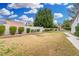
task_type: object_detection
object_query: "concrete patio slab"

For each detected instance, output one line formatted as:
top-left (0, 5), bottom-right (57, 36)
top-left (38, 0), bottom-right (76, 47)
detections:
top-left (64, 32), bottom-right (79, 50)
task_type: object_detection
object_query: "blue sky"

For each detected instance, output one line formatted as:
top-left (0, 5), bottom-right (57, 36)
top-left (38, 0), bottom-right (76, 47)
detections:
top-left (0, 3), bottom-right (73, 24)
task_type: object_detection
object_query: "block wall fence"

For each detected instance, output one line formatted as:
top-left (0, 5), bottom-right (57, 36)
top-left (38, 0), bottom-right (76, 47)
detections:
top-left (3, 24), bottom-right (44, 35)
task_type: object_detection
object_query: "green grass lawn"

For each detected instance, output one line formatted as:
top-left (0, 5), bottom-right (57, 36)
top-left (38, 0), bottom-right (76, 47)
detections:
top-left (0, 32), bottom-right (79, 56)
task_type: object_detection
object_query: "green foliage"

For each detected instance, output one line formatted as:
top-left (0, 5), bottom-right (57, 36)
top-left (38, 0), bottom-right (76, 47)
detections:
top-left (63, 20), bottom-right (71, 30)
top-left (0, 25), bottom-right (5, 36)
top-left (53, 25), bottom-right (58, 28)
top-left (44, 28), bottom-right (53, 32)
top-left (37, 29), bottom-right (40, 32)
top-left (18, 27), bottom-right (24, 34)
top-left (34, 8), bottom-right (54, 28)
top-left (75, 24), bottom-right (79, 36)
top-left (31, 29), bottom-right (33, 32)
top-left (26, 28), bottom-right (30, 33)
top-left (75, 24), bottom-right (79, 31)
top-left (64, 27), bottom-right (71, 30)
top-left (74, 31), bottom-right (79, 37)
top-left (9, 26), bottom-right (17, 35)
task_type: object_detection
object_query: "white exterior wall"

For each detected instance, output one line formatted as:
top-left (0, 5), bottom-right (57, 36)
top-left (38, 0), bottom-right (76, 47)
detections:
top-left (71, 14), bottom-right (79, 34)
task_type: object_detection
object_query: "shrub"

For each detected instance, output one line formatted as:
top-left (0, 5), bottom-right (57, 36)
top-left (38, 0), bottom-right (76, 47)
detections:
top-left (31, 29), bottom-right (36, 33)
top-left (37, 29), bottom-right (40, 32)
top-left (44, 28), bottom-right (53, 32)
top-left (26, 28), bottom-right (30, 33)
top-left (18, 27), bottom-right (24, 34)
top-left (74, 31), bottom-right (79, 37)
top-left (31, 29), bottom-right (34, 32)
top-left (75, 24), bottom-right (79, 31)
top-left (9, 26), bottom-right (17, 35)
top-left (0, 25), bottom-right (5, 36)
top-left (75, 24), bottom-right (79, 37)
top-left (64, 27), bottom-right (71, 30)
top-left (44, 29), bottom-right (50, 32)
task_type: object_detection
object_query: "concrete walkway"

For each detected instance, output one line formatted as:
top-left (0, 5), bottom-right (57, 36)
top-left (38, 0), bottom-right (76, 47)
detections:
top-left (64, 32), bottom-right (79, 50)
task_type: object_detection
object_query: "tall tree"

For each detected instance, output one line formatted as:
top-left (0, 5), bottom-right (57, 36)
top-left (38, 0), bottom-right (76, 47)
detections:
top-left (34, 8), bottom-right (54, 28)
top-left (63, 20), bottom-right (71, 30)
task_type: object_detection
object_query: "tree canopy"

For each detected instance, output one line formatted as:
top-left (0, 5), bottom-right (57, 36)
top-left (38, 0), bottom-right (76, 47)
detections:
top-left (34, 8), bottom-right (54, 28)
top-left (63, 20), bottom-right (71, 30)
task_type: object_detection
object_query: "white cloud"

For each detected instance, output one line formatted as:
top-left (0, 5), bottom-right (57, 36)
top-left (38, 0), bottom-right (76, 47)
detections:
top-left (29, 17), bottom-right (34, 22)
top-left (54, 13), bottom-right (63, 18)
top-left (24, 9), bottom-right (38, 14)
top-left (54, 20), bottom-right (58, 25)
top-left (19, 15), bottom-right (34, 25)
top-left (14, 19), bottom-right (20, 22)
top-left (8, 3), bottom-right (43, 14)
top-left (49, 3), bottom-right (62, 5)
top-left (19, 15), bottom-right (33, 21)
top-left (11, 11), bottom-right (14, 15)
top-left (63, 3), bottom-right (68, 5)
top-left (67, 5), bottom-right (74, 9)
top-left (9, 14), bottom-right (18, 18)
top-left (68, 17), bottom-right (72, 20)
top-left (8, 3), bottom-right (44, 9)
top-left (19, 15), bottom-right (29, 20)
top-left (0, 15), bottom-right (3, 18)
top-left (49, 3), bottom-right (68, 5)
top-left (0, 8), bottom-right (11, 15)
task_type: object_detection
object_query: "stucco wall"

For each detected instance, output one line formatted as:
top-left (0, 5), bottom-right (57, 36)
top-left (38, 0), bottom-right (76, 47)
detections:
top-left (4, 25), bottom-right (44, 35)
top-left (71, 14), bottom-right (79, 34)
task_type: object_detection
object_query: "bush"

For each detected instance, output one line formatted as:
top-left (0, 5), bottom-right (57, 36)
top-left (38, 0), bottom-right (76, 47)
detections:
top-left (37, 29), bottom-right (40, 32)
top-left (31, 29), bottom-right (34, 32)
top-left (9, 26), bottom-right (17, 35)
top-left (64, 27), bottom-right (71, 30)
top-left (75, 31), bottom-right (79, 37)
top-left (44, 28), bottom-right (53, 32)
top-left (26, 28), bottom-right (30, 33)
top-left (18, 27), bottom-right (24, 34)
top-left (75, 24), bottom-right (79, 37)
top-left (0, 25), bottom-right (5, 36)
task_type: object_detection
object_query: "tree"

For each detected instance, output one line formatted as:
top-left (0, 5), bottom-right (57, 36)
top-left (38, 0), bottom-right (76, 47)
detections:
top-left (34, 8), bottom-right (54, 28)
top-left (63, 20), bottom-right (71, 30)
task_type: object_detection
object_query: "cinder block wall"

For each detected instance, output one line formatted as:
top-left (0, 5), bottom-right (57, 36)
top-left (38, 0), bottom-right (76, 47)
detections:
top-left (4, 25), bottom-right (44, 35)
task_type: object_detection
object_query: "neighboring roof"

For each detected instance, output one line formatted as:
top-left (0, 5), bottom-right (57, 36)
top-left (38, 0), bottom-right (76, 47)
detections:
top-left (6, 20), bottom-right (24, 27)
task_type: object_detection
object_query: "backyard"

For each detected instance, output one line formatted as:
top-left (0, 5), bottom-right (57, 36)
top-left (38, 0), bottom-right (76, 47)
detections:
top-left (0, 32), bottom-right (79, 56)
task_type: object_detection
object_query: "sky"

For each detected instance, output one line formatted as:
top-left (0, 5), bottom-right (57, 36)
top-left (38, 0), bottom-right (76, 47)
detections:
top-left (0, 3), bottom-right (74, 24)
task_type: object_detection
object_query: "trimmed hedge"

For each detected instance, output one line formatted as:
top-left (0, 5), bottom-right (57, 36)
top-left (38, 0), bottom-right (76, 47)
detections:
top-left (9, 26), bottom-right (17, 35)
top-left (0, 25), bottom-right (5, 36)
top-left (64, 27), bottom-right (71, 30)
top-left (31, 29), bottom-right (34, 32)
top-left (74, 31), bottom-right (79, 37)
top-left (26, 28), bottom-right (30, 33)
top-left (37, 29), bottom-right (40, 32)
top-left (44, 28), bottom-right (53, 32)
top-left (75, 24), bottom-right (79, 37)
top-left (18, 27), bottom-right (24, 34)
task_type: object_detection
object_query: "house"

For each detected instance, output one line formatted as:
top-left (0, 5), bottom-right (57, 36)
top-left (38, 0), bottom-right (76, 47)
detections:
top-left (6, 20), bottom-right (24, 27)
top-left (71, 13), bottom-right (79, 34)
top-left (0, 19), bottom-right (24, 27)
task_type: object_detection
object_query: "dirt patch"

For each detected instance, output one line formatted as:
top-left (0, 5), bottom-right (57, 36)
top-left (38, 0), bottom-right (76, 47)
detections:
top-left (0, 32), bottom-right (79, 56)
